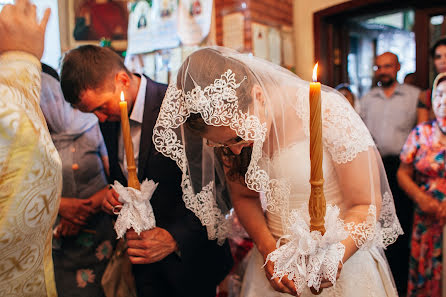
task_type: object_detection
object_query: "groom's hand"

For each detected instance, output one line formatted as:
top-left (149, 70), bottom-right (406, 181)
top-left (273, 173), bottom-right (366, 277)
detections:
top-left (126, 227), bottom-right (179, 264)
top-left (101, 187), bottom-right (121, 214)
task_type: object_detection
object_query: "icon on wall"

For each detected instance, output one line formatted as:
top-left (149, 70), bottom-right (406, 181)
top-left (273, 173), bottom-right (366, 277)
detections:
top-left (132, 0), bottom-right (150, 31)
top-left (189, 0), bottom-right (202, 17)
top-left (72, 0), bottom-right (128, 41)
top-left (160, 0), bottom-right (175, 18)
top-left (127, 0), bottom-right (180, 54)
top-left (178, 0), bottom-right (212, 45)
top-left (137, 14), bottom-right (147, 29)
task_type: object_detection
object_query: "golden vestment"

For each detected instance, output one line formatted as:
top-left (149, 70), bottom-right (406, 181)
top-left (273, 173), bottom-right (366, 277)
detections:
top-left (0, 52), bottom-right (62, 297)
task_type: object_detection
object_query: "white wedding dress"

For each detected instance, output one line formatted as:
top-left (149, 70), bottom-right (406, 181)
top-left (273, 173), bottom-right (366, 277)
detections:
top-left (240, 140), bottom-right (398, 297)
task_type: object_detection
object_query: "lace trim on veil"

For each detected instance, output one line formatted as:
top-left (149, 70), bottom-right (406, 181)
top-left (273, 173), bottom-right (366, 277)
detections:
top-left (154, 70), bottom-right (267, 243)
top-left (153, 69), bottom-right (401, 248)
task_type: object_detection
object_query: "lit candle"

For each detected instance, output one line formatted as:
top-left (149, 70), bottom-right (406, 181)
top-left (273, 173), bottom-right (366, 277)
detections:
top-left (120, 91), bottom-right (140, 190)
top-left (308, 63), bottom-right (326, 235)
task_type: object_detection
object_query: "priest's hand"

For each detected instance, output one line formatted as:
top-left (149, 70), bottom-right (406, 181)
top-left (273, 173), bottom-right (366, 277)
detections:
top-left (0, 0), bottom-right (51, 59)
top-left (59, 197), bottom-right (95, 225)
top-left (101, 187), bottom-right (122, 215)
top-left (126, 227), bottom-right (179, 264)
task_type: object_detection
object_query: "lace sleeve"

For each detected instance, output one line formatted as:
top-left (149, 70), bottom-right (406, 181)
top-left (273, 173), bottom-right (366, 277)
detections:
top-left (322, 92), bottom-right (402, 249)
top-left (322, 92), bottom-right (375, 164)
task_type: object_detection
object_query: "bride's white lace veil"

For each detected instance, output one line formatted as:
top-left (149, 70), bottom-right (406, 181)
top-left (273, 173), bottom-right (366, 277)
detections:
top-left (153, 47), bottom-right (402, 251)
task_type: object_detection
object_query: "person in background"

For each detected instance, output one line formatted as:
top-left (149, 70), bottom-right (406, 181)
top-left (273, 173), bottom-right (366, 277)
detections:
top-left (417, 38), bottom-right (446, 123)
top-left (0, 2), bottom-right (60, 297)
top-left (335, 83), bottom-right (360, 113)
top-left (335, 83), bottom-right (355, 107)
top-left (39, 64), bottom-right (115, 297)
top-left (360, 51), bottom-right (420, 296)
top-left (404, 73), bottom-right (418, 87)
top-left (397, 72), bottom-right (446, 297)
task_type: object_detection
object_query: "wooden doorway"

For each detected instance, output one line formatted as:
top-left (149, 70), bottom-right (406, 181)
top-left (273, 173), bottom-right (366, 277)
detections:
top-left (314, 0), bottom-right (446, 91)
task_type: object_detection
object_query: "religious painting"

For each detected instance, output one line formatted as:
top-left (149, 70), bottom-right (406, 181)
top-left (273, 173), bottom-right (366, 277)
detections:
top-left (160, 0), bottom-right (176, 18)
top-left (222, 12), bottom-right (245, 52)
top-left (70, 0), bottom-right (128, 41)
top-left (131, 0), bottom-right (151, 32)
top-left (268, 27), bottom-right (281, 65)
top-left (189, 0), bottom-right (202, 17)
top-left (252, 22), bottom-right (269, 60)
top-left (127, 0), bottom-right (179, 54)
top-left (281, 26), bottom-right (295, 69)
top-left (178, 0), bottom-right (213, 46)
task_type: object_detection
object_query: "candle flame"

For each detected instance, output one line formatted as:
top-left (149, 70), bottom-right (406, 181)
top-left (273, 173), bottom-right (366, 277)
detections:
top-left (312, 63), bottom-right (318, 82)
top-left (120, 91), bottom-right (125, 102)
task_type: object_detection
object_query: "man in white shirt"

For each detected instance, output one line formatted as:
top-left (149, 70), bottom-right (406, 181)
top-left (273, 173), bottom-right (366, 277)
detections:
top-left (360, 52), bottom-right (419, 296)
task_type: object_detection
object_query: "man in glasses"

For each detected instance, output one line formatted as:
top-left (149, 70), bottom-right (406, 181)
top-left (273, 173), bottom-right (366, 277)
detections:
top-left (360, 51), bottom-right (420, 296)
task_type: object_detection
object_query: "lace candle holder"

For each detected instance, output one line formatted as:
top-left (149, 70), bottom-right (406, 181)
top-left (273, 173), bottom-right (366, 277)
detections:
top-left (266, 205), bottom-right (348, 295)
top-left (113, 179), bottom-right (158, 238)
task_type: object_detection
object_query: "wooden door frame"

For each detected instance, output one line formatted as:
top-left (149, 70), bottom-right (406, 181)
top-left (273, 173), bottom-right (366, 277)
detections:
top-left (314, 0), bottom-right (446, 88)
top-left (415, 6), bottom-right (446, 88)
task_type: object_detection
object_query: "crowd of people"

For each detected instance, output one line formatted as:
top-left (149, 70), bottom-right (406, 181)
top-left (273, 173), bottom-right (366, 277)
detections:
top-left (335, 44), bottom-right (446, 297)
top-left (0, 1), bottom-right (445, 297)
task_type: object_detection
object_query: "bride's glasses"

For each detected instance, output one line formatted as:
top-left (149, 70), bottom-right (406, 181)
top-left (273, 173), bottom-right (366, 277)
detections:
top-left (205, 136), bottom-right (251, 148)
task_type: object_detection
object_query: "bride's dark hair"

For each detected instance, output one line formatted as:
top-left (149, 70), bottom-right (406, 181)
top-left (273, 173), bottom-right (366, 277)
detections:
top-left (177, 48), bottom-right (255, 182)
top-left (187, 112), bottom-right (253, 182)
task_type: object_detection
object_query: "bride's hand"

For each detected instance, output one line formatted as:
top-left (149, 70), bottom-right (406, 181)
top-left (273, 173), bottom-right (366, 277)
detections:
top-left (264, 258), bottom-right (298, 296)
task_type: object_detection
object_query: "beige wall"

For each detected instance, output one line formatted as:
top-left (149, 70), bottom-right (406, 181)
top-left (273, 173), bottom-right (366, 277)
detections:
top-left (58, 0), bottom-right (69, 53)
top-left (293, 0), bottom-right (349, 80)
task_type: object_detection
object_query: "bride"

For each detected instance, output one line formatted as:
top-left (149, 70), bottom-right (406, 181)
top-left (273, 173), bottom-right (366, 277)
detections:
top-left (153, 47), bottom-right (402, 296)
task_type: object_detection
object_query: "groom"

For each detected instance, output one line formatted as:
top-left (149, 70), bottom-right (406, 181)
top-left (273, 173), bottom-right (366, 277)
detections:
top-left (60, 45), bottom-right (233, 297)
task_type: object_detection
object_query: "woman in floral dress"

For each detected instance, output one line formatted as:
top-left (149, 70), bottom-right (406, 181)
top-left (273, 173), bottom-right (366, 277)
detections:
top-left (398, 72), bottom-right (446, 297)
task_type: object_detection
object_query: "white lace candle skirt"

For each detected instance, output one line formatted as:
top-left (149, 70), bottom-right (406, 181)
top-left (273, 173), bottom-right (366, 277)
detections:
top-left (240, 246), bottom-right (398, 297)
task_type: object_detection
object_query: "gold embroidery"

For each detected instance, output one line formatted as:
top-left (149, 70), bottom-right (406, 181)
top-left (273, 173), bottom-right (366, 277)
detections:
top-left (0, 110), bottom-right (38, 220)
top-left (0, 53), bottom-right (61, 297)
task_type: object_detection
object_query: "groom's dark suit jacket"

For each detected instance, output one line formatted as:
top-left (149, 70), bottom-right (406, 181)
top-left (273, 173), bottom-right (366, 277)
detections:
top-left (100, 76), bottom-right (233, 297)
